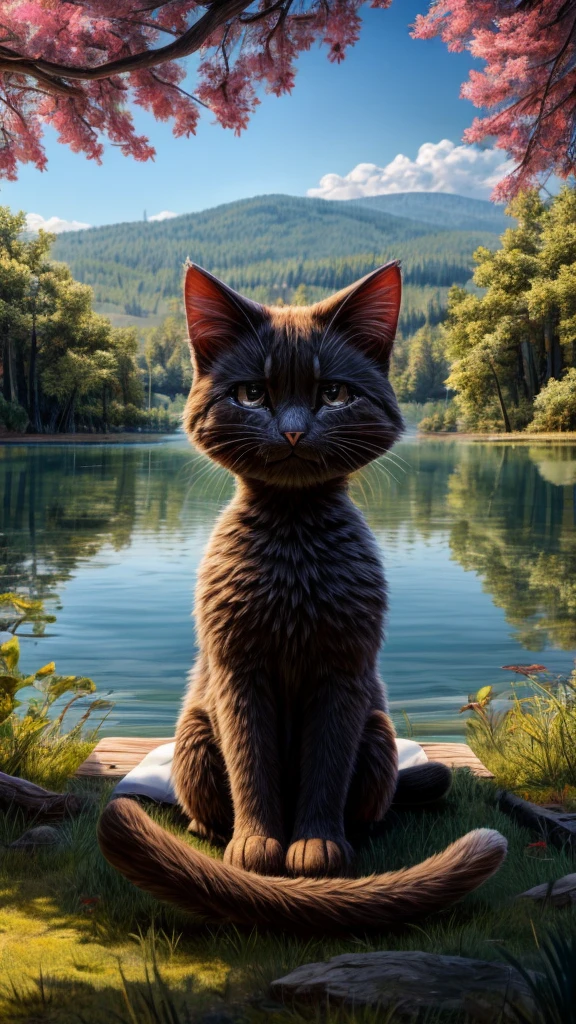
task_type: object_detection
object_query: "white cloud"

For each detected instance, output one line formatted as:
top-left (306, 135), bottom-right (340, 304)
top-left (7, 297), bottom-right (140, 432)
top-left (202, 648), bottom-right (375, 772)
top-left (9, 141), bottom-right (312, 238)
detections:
top-left (25, 212), bottom-right (91, 234)
top-left (148, 210), bottom-right (178, 222)
top-left (307, 140), bottom-right (514, 202)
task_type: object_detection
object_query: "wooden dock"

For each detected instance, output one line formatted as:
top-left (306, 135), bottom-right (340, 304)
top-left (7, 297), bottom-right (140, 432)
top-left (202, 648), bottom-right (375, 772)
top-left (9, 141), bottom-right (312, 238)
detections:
top-left (76, 737), bottom-right (493, 779)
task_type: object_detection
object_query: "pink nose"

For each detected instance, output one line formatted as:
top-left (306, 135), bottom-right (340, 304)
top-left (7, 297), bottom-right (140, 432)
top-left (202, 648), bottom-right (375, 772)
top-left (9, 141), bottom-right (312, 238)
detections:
top-left (284, 431), bottom-right (303, 447)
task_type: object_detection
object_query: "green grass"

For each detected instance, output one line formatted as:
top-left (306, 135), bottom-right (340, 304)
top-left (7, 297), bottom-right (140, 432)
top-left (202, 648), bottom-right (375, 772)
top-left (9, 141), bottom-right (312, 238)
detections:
top-left (0, 771), bottom-right (575, 1023)
top-left (465, 670), bottom-right (576, 810)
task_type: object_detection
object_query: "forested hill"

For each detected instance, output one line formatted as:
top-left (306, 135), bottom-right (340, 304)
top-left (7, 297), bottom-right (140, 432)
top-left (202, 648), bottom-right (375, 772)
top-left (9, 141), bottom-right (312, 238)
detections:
top-left (52, 192), bottom-right (505, 325)
top-left (349, 192), bottom-right (511, 233)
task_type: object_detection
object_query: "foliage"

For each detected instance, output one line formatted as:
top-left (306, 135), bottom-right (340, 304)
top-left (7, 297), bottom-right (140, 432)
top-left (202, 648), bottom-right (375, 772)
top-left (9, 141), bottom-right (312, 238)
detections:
top-left (531, 369), bottom-right (576, 432)
top-left (418, 402), bottom-right (458, 433)
top-left (464, 667), bottom-right (576, 807)
top-left (413, 1), bottom-right (576, 200)
top-left (0, 1), bottom-right (394, 180)
top-left (0, 205), bottom-right (162, 434)
top-left (0, 632), bottom-right (107, 789)
top-left (142, 313), bottom-right (192, 403)
top-left (391, 324), bottom-right (449, 404)
top-left (52, 194), bottom-right (501, 322)
top-left (0, 592), bottom-right (56, 637)
top-left (444, 187), bottom-right (576, 432)
top-left (503, 930), bottom-right (576, 1024)
top-left (0, 395), bottom-right (28, 432)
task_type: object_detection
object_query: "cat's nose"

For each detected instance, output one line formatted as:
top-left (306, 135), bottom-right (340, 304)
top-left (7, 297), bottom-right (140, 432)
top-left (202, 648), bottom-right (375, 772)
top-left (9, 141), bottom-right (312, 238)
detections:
top-left (283, 431), bottom-right (304, 447)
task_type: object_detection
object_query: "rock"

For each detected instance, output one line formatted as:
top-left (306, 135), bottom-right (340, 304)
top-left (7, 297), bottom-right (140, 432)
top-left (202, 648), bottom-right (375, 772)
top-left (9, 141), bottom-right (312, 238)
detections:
top-left (270, 950), bottom-right (540, 1024)
top-left (8, 825), bottom-right (66, 850)
top-left (518, 872), bottom-right (576, 907)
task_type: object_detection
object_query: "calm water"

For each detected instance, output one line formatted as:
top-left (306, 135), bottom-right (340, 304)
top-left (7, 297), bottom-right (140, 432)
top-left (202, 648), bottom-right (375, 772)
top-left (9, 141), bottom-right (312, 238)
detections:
top-left (2, 436), bottom-right (576, 742)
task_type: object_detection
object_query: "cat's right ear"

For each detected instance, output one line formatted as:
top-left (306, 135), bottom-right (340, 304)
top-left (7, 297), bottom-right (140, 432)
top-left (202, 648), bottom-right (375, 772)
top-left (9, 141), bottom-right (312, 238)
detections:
top-left (184, 263), bottom-right (264, 374)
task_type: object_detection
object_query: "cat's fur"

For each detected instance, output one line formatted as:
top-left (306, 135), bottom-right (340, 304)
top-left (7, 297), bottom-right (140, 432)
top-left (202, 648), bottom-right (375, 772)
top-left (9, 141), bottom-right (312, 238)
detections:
top-left (98, 263), bottom-right (506, 931)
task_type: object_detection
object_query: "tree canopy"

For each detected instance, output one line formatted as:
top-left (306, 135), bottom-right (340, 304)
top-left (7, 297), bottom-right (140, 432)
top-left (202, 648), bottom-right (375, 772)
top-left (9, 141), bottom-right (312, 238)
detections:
top-left (0, 1), bottom-right (573, 196)
top-left (413, 0), bottom-right (576, 199)
top-left (0, 0), bottom-right (392, 180)
top-left (444, 185), bottom-right (576, 432)
top-left (0, 205), bottom-right (154, 433)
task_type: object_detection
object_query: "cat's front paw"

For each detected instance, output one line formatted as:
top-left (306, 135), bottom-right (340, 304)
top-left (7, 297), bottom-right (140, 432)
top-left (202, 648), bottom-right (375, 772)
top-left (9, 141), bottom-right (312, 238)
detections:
top-left (223, 834), bottom-right (284, 875)
top-left (286, 837), bottom-right (353, 877)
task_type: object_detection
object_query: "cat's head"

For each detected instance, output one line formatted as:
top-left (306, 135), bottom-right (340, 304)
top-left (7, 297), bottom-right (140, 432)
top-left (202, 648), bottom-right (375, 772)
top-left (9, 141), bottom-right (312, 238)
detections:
top-left (183, 262), bottom-right (403, 487)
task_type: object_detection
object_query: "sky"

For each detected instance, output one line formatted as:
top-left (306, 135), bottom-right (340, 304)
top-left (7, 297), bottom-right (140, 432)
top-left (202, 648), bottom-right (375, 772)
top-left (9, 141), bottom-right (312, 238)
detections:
top-left (0, 1), bottom-right (506, 230)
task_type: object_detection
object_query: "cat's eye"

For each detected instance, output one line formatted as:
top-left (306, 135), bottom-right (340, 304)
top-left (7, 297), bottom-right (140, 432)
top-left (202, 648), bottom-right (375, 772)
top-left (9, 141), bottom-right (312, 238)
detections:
top-left (236, 383), bottom-right (266, 408)
top-left (320, 383), bottom-right (350, 407)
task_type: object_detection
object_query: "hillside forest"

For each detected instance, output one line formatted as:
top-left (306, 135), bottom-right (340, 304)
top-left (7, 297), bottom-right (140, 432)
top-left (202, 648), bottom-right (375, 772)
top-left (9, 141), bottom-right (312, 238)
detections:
top-left (1, 189), bottom-right (576, 434)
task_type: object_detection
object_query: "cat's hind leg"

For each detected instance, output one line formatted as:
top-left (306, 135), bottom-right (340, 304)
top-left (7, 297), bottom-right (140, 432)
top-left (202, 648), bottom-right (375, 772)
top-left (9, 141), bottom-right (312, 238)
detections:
top-left (345, 709), bottom-right (399, 825)
top-left (346, 709), bottom-right (452, 825)
top-left (393, 761), bottom-right (452, 806)
top-left (172, 705), bottom-right (233, 845)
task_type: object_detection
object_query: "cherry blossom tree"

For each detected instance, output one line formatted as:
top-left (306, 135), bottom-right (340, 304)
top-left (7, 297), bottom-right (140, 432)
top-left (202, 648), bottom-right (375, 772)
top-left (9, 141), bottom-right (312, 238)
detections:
top-left (0, 0), bottom-right (391, 180)
top-left (413, 0), bottom-right (576, 200)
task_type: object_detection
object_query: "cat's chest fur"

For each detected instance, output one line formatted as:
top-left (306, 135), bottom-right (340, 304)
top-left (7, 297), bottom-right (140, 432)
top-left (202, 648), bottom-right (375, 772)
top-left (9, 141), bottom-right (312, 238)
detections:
top-left (196, 483), bottom-right (386, 682)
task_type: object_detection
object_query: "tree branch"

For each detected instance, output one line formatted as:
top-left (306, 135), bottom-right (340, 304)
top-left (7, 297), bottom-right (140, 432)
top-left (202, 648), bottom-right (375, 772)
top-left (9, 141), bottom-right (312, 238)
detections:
top-left (0, 0), bottom-right (253, 87)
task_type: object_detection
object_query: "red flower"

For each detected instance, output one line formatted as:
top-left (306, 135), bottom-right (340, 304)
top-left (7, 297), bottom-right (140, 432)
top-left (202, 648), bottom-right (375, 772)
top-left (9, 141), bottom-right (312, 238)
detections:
top-left (526, 841), bottom-right (547, 849)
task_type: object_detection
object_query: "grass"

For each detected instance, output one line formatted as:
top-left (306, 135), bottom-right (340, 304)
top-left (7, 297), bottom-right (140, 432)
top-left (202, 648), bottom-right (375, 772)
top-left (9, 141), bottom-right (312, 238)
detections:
top-left (0, 770), bottom-right (575, 1023)
top-left (0, 623), bottom-right (106, 790)
top-left (464, 668), bottom-right (576, 810)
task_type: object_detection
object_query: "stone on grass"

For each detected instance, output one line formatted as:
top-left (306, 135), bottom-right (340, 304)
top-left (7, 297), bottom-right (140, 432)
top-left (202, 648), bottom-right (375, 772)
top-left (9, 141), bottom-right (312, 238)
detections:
top-left (270, 950), bottom-right (540, 1024)
top-left (518, 873), bottom-right (576, 907)
top-left (9, 825), bottom-right (66, 850)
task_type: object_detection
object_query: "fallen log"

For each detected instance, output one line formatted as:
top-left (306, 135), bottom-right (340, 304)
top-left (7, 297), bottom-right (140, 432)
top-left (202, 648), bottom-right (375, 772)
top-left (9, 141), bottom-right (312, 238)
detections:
top-left (0, 771), bottom-right (90, 820)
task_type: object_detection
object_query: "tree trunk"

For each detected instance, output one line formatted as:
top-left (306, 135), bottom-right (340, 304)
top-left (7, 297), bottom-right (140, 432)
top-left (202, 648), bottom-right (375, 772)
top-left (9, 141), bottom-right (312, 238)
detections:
top-left (102, 384), bottom-right (108, 432)
top-left (543, 316), bottom-right (562, 381)
top-left (489, 359), bottom-right (512, 432)
top-left (520, 340), bottom-right (538, 400)
top-left (28, 323), bottom-right (42, 432)
top-left (2, 333), bottom-right (16, 403)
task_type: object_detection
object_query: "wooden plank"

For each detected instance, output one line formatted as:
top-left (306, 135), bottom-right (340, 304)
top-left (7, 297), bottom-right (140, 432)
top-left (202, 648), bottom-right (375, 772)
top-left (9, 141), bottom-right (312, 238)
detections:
top-left (75, 737), bottom-right (173, 777)
top-left (421, 742), bottom-right (494, 778)
top-left (76, 738), bottom-right (493, 780)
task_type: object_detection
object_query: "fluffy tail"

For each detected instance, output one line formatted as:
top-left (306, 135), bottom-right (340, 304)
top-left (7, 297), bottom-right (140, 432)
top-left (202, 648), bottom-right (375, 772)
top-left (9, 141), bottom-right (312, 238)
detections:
top-left (98, 798), bottom-right (506, 934)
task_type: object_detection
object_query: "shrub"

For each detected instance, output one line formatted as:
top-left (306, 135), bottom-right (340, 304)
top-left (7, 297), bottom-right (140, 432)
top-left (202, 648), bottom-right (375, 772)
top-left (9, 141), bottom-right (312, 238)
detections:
top-left (0, 395), bottom-right (28, 433)
top-left (531, 369), bottom-right (576, 432)
top-left (463, 665), bottom-right (576, 807)
top-left (419, 402), bottom-right (459, 433)
top-left (0, 617), bottom-right (110, 789)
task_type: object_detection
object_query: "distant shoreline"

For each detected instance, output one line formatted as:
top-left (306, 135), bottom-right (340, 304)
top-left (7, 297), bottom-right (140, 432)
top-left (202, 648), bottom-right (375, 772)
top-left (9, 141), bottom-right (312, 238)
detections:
top-left (0, 432), bottom-right (181, 445)
top-left (1, 429), bottom-right (575, 447)
top-left (417, 431), bottom-right (576, 444)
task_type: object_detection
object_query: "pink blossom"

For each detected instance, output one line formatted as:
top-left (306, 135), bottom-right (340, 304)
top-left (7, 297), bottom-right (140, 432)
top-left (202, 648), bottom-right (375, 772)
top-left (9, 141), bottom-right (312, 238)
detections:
top-left (0, 1), bottom-right (382, 177)
top-left (412, 0), bottom-right (576, 199)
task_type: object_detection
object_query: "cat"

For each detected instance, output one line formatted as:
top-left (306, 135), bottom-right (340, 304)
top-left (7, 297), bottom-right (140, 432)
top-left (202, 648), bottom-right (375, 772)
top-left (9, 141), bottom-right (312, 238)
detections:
top-left (98, 262), bottom-right (506, 932)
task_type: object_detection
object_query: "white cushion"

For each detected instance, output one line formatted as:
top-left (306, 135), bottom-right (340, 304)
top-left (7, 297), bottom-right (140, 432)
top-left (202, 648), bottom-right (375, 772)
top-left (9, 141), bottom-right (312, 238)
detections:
top-left (112, 738), bottom-right (428, 805)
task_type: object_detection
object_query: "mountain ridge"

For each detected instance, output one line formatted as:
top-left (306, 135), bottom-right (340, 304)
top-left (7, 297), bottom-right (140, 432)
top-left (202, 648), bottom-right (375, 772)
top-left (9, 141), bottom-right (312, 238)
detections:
top-left (51, 192), bottom-right (507, 325)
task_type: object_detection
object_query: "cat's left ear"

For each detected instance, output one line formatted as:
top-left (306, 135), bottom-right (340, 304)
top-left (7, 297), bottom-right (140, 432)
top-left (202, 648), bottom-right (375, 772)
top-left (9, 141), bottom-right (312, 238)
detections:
top-left (313, 262), bottom-right (401, 370)
top-left (184, 263), bottom-right (265, 374)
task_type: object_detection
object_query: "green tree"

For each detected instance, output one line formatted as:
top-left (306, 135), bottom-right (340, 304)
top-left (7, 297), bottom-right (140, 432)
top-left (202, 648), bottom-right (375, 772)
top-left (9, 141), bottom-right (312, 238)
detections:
top-left (140, 314), bottom-right (192, 402)
top-left (444, 187), bottom-right (576, 432)
top-left (0, 206), bottom-right (147, 434)
top-left (392, 324), bottom-right (449, 404)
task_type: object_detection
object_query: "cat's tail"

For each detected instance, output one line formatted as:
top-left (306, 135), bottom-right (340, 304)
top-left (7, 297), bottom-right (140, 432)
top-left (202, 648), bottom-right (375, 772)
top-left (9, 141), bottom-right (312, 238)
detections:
top-left (98, 798), bottom-right (506, 934)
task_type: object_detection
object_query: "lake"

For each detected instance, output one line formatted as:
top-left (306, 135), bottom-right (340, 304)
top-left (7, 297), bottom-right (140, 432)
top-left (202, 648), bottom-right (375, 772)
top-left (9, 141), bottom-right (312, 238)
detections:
top-left (2, 436), bottom-right (575, 742)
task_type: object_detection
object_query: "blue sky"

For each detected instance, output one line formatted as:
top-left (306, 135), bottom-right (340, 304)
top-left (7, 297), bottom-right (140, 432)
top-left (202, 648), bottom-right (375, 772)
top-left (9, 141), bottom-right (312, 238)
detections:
top-left (0, 1), bottom-right (503, 227)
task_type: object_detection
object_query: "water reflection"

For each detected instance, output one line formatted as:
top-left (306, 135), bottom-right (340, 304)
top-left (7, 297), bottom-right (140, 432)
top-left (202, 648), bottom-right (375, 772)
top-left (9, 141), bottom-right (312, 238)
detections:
top-left (1, 438), bottom-right (574, 738)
